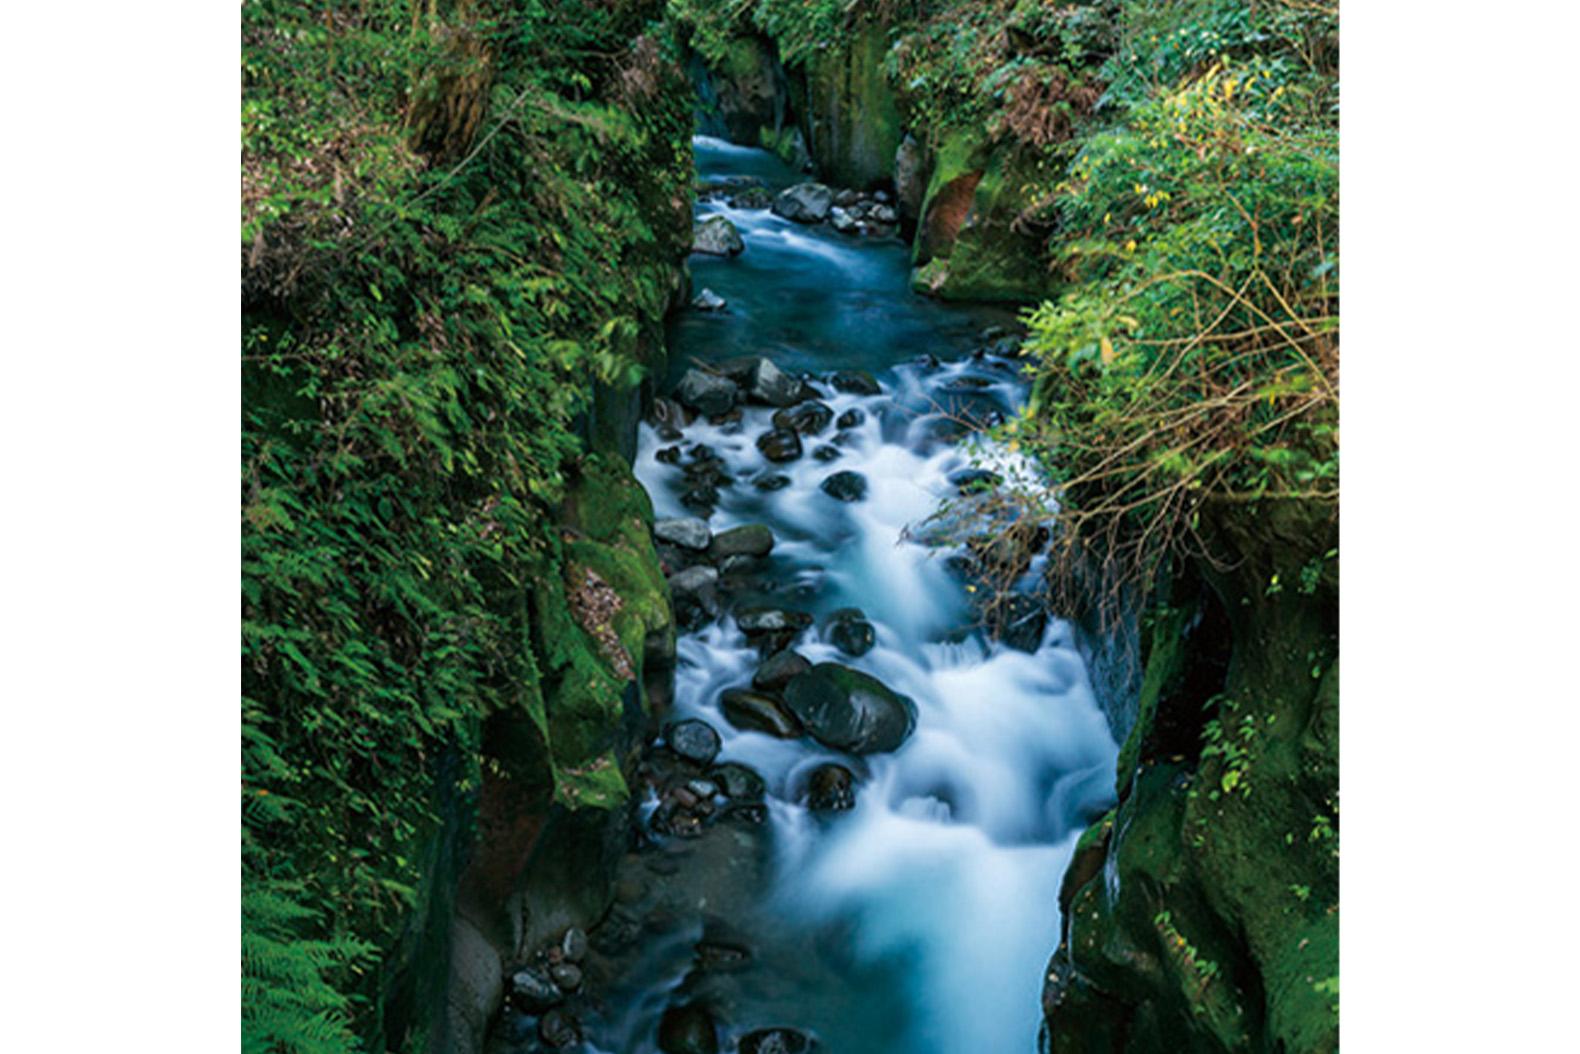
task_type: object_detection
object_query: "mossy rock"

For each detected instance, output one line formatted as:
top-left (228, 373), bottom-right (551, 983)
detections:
top-left (801, 21), bottom-right (904, 189)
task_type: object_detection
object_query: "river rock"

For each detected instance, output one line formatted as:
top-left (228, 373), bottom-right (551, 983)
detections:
top-left (709, 762), bottom-right (766, 802)
top-left (836, 407), bottom-right (865, 429)
top-left (539, 1008), bottom-right (581, 1048)
top-left (754, 473), bottom-right (791, 491)
top-left (811, 445), bottom-right (841, 462)
top-left (548, 962), bottom-right (582, 992)
top-left (676, 368), bottom-right (738, 417)
top-left (730, 185), bottom-right (773, 209)
top-left (753, 649), bottom-right (811, 692)
top-left (655, 516), bottom-right (712, 551)
top-left (782, 663), bottom-right (917, 754)
top-left (819, 470), bottom-right (867, 502)
top-left (711, 523), bottom-right (774, 559)
top-left (509, 966), bottom-right (563, 1013)
top-left (747, 357), bottom-right (805, 407)
top-left (692, 287), bottom-right (727, 311)
top-left (830, 369), bottom-right (881, 395)
top-left (721, 689), bottom-right (804, 739)
top-left (992, 594), bottom-right (1048, 653)
top-left (669, 565), bottom-right (720, 630)
top-left (692, 214), bottom-right (744, 256)
top-left (806, 763), bottom-right (856, 812)
top-left (757, 428), bottom-right (804, 462)
top-left (825, 608), bottom-right (876, 657)
top-left (833, 187), bottom-right (860, 207)
top-left (830, 206), bottom-right (859, 233)
top-left (737, 606), bottom-right (813, 653)
top-left (658, 1003), bottom-right (719, 1054)
top-left (665, 719), bottom-right (722, 766)
top-left (772, 182), bottom-right (834, 223)
top-left (739, 1027), bottom-right (815, 1054)
top-left (772, 400), bottom-right (834, 435)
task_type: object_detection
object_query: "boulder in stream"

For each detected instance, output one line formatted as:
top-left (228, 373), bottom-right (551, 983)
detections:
top-left (676, 368), bottom-right (738, 417)
top-left (772, 400), bottom-right (834, 435)
top-left (819, 470), bottom-right (867, 502)
top-left (829, 369), bottom-right (881, 395)
top-left (753, 648), bottom-right (811, 692)
top-left (692, 287), bottom-right (727, 311)
top-left (721, 689), bottom-right (804, 739)
top-left (772, 182), bottom-right (834, 223)
top-left (710, 523), bottom-right (775, 559)
top-left (825, 608), bottom-right (876, 657)
top-left (806, 763), bottom-right (856, 812)
top-left (655, 516), bottom-right (712, 551)
top-left (665, 719), bottom-right (722, 766)
top-left (782, 662), bottom-right (917, 754)
top-left (757, 428), bottom-right (804, 463)
top-left (692, 214), bottom-right (745, 256)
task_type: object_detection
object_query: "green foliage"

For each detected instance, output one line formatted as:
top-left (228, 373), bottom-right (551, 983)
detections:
top-left (1007, 0), bottom-right (1338, 617)
top-left (242, 1), bottom-right (691, 1048)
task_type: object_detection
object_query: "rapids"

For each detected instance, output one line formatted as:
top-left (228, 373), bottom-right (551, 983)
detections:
top-left (577, 137), bottom-right (1118, 1054)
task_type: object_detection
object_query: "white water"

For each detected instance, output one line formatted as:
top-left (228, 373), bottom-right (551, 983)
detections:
top-left (611, 138), bottom-right (1118, 1053)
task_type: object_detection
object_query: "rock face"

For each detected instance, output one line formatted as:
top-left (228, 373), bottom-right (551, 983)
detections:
top-left (894, 133), bottom-right (928, 224)
top-left (772, 182), bottom-right (834, 223)
top-left (694, 34), bottom-right (784, 145)
top-left (675, 369), bottom-right (738, 417)
top-left (692, 214), bottom-right (744, 256)
top-left (801, 21), bottom-right (904, 189)
top-left (782, 663), bottom-right (917, 754)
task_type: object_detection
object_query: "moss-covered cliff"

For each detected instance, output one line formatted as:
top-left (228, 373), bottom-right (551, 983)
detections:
top-left (240, 3), bottom-right (692, 1051)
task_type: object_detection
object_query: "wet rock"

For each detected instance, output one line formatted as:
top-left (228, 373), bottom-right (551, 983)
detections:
top-left (772, 400), bottom-right (834, 435)
top-left (729, 185), bottom-right (773, 209)
top-left (754, 473), bottom-right (792, 492)
top-left (665, 719), bottom-right (722, 766)
top-left (676, 369), bottom-right (738, 417)
top-left (709, 762), bottom-right (766, 802)
top-left (560, 927), bottom-right (588, 963)
top-left (756, 428), bottom-right (804, 463)
top-left (692, 214), bottom-right (745, 256)
top-left (806, 763), bottom-right (856, 812)
top-left (829, 369), bottom-right (881, 395)
top-left (753, 649), bottom-right (811, 693)
top-left (811, 445), bottom-right (841, 463)
top-left (692, 287), bottom-right (727, 311)
top-left (772, 182), bottom-right (834, 223)
top-left (833, 187), bottom-right (860, 207)
top-left (836, 408), bottom-right (865, 429)
top-left (680, 486), bottom-right (719, 514)
top-left (948, 468), bottom-right (1003, 494)
top-left (830, 206), bottom-right (859, 233)
top-left (656, 445), bottom-right (683, 465)
top-left (991, 594), bottom-right (1048, 653)
top-left (819, 470), bottom-right (868, 502)
top-left (825, 608), bottom-right (876, 657)
top-left (783, 663), bottom-right (916, 754)
top-left (736, 606), bottom-right (814, 653)
top-left (739, 1027), bottom-right (815, 1054)
top-left (669, 565), bottom-right (720, 630)
top-left (747, 357), bottom-right (806, 408)
top-left (647, 396), bottom-right (692, 433)
top-left (539, 1008), bottom-right (581, 1048)
top-left (655, 516), bottom-right (712, 551)
top-left (509, 966), bottom-right (563, 1013)
top-left (870, 203), bottom-right (899, 224)
top-left (913, 353), bottom-right (941, 371)
top-left (721, 689), bottom-right (804, 739)
top-left (658, 1003), bottom-right (719, 1054)
top-left (710, 523), bottom-right (774, 559)
top-left (548, 962), bottom-right (582, 992)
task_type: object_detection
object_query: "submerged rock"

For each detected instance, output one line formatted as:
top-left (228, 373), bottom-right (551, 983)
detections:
top-left (692, 214), bottom-right (745, 256)
top-left (676, 368), bottom-right (738, 417)
top-left (654, 516), bottom-right (712, 551)
top-left (665, 719), bottom-right (722, 766)
top-left (757, 428), bottom-right (804, 463)
top-left (819, 470), bottom-right (867, 502)
top-left (825, 608), bottom-right (876, 657)
top-left (772, 182), bottom-right (834, 223)
top-left (806, 763), bottom-right (856, 812)
top-left (721, 689), bottom-right (804, 739)
top-left (658, 1003), bottom-right (719, 1054)
top-left (782, 663), bottom-right (917, 754)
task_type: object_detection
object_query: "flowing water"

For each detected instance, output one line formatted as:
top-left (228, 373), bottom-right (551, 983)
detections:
top-left (570, 138), bottom-right (1118, 1054)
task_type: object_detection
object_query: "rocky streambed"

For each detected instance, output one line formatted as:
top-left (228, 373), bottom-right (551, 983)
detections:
top-left (484, 137), bottom-right (1118, 1054)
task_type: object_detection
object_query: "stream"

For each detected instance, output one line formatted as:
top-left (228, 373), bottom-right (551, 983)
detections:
top-left (524, 138), bottom-right (1119, 1054)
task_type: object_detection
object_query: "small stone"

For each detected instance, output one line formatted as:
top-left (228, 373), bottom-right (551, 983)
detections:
top-left (757, 428), bottom-right (804, 463)
top-left (539, 1008), bottom-right (581, 1048)
top-left (509, 966), bottom-right (563, 1013)
top-left (754, 473), bottom-right (791, 491)
top-left (811, 445), bottom-right (841, 462)
top-left (692, 287), bottom-right (727, 311)
top-left (560, 927), bottom-right (588, 963)
top-left (772, 400), bottom-right (834, 435)
top-left (655, 516), bottom-right (712, 551)
top-left (669, 565), bottom-right (720, 631)
top-left (825, 608), bottom-right (876, 657)
top-left (807, 763), bottom-right (856, 812)
top-left (830, 206), bottom-right (859, 233)
top-left (833, 188), bottom-right (859, 207)
top-left (836, 408), bottom-right (865, 429)
top-left (656, 445), bottom-right (683, 465)
top-left (665, 719), bottom-right (722, 766)
top-left (819, 471), bottom-right (868, 502)
top-left (753, 649), bottom-right (811, 693)
top-left (548, 962), bottom-right (583, 992)
top-left (709, 762), bottom-right (766, 802)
